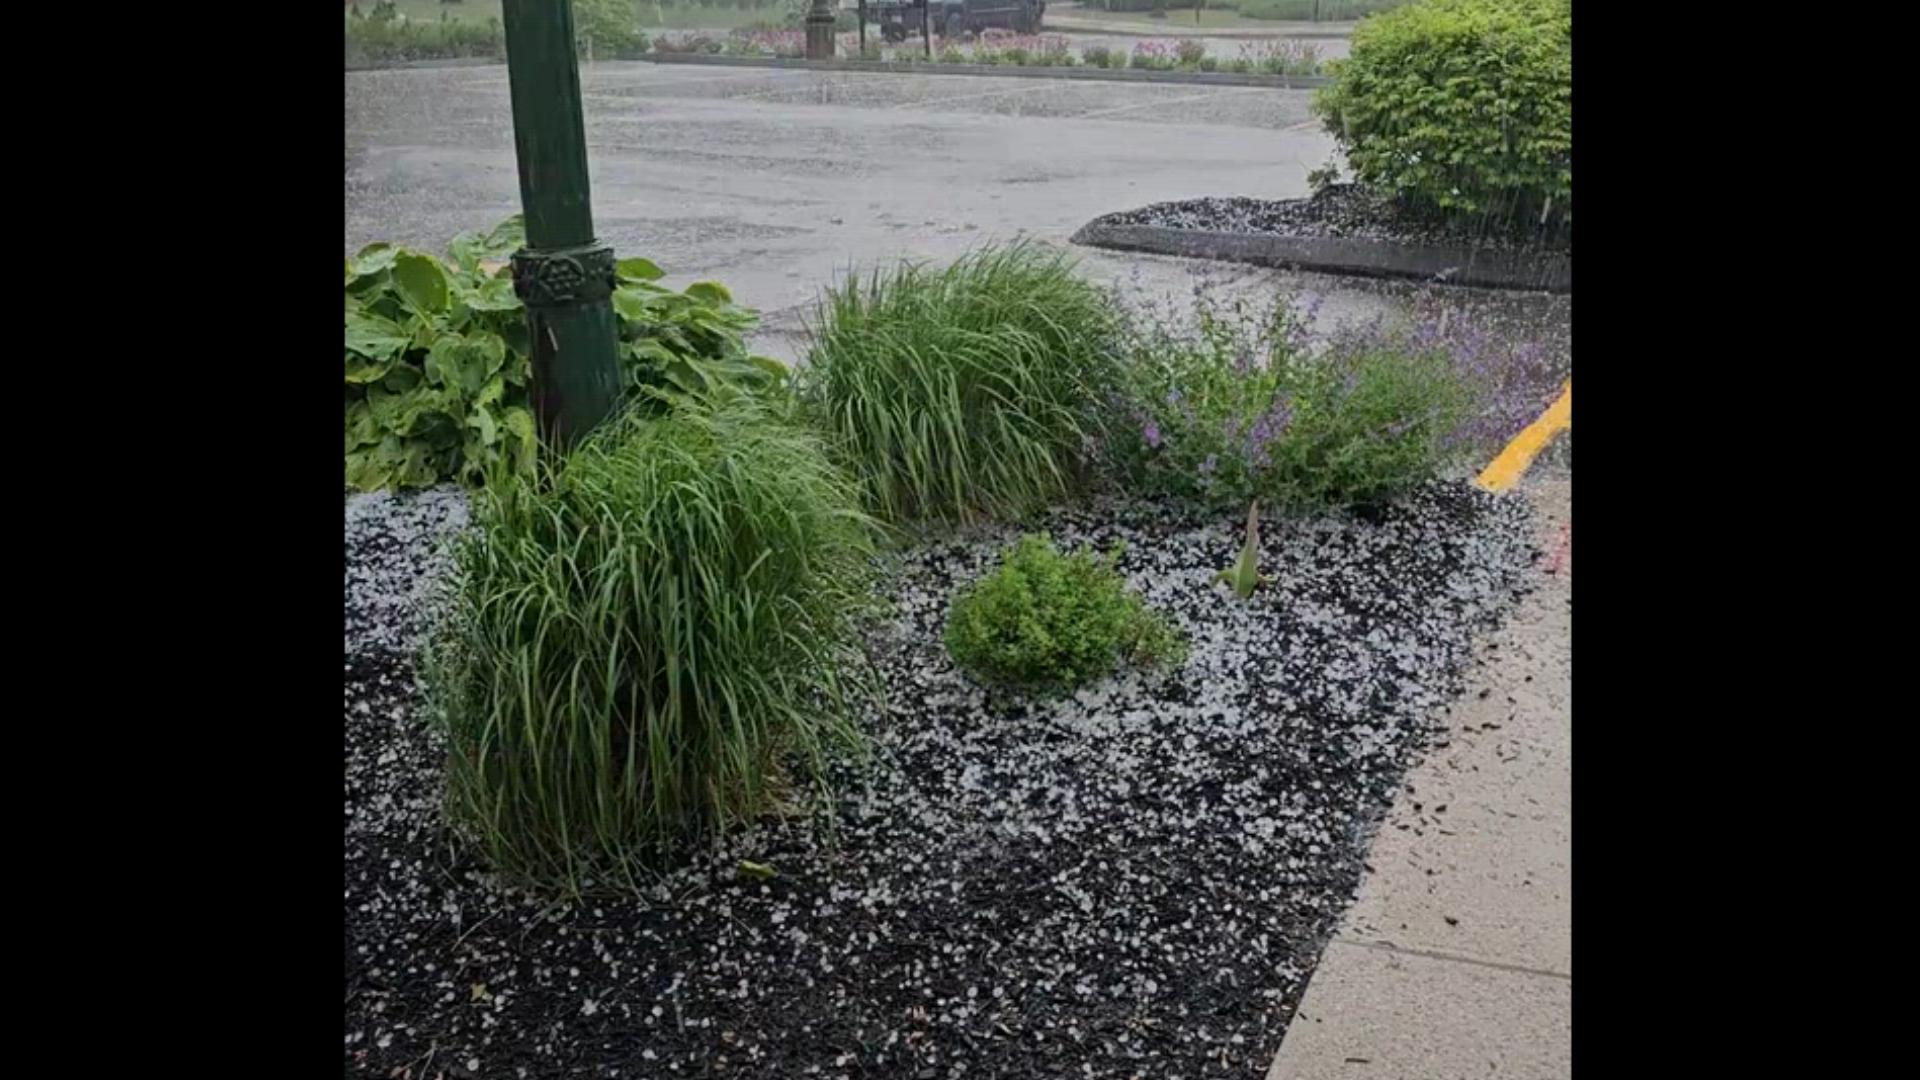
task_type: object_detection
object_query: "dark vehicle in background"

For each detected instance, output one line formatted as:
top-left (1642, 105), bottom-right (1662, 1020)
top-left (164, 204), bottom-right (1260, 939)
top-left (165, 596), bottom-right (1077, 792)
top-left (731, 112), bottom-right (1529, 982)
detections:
top-left (870, 0), bottom-right (1048, 43)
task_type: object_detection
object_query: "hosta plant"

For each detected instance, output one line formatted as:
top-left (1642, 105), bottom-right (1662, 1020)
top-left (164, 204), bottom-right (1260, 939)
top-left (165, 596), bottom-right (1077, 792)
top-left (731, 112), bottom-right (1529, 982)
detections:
top-left (344, 216), bottom-right (786, 492)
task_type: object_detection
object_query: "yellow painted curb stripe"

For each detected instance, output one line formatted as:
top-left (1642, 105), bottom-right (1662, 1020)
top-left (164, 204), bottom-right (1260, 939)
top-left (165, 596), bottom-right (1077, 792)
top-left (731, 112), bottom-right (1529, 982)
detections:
top-left (1476, 382), bottom-right (1571, 492)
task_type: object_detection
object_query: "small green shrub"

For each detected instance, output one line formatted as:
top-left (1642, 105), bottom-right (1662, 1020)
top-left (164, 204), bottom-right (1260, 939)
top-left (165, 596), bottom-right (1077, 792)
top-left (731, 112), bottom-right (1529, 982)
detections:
top-left (428, 394), bottom-right (877, 893)
top-left (344, 12), bottom-right (505, 64)
top-left (1129, 39), bottom-right (1179, 68)
top-left (344, 217), bottom-right (785, 492)
top-left (946, 534), bottom-right (1185, 694)
top-left (1237, 38), bottom-right (1321, 75)
top-left (651, 31), bottom-right (721, 52)
top-left (1102, 295), bottom-right (1476, 511)
top-left (344, 3), bottom-right (655, 65)
top-left (1313, 0), bottom-right (1571, 233)
top-left (575, 0), bottom-right (651, 58)
top-left (800, 244), bottom-right (1124, 525)
top-left (1176, 39), bottom-right (1207, 66)
top-left (1037, 38), bottom-right (1076, 65)
top-left (1080, 44), bottom-right (1114, 67)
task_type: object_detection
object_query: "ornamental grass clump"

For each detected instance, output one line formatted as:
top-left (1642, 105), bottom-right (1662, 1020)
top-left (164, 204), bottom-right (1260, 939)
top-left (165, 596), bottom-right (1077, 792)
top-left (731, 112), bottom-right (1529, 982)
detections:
top-left (426, 395), bottom-right (878, 894)
top-left (946, 534), bottom-right (1185, 694)
top-left (801, 243), bottom-right (1124, 526)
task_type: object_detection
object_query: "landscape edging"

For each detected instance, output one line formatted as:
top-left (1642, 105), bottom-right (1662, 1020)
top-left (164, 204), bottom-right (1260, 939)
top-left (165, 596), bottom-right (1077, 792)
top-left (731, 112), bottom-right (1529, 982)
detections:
top-left (344, 53), bottom-right (1332, 87)
top-left (1047, 17), bottom-right (1356, 40)
top-left (637, 53), bottom-right (1332, 87)
top-left (345, 55), bottom-right (506, 72)
top-left (1071, 220), bottom-right (1571, 293)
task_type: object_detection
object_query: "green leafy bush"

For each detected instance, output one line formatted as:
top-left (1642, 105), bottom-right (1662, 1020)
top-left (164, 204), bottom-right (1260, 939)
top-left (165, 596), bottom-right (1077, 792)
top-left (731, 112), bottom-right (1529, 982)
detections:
top-left (946, 534), bottom-right (1184, 693)
top-left (574, 0), bottom-right (652, 58)
top-left (344, 11), bottom-right (505, 64)
top-left (1313, 0), bottom-right (1571, 233)
top-left (344, 2), bottom-right (649, 66)
top-left (1102, 296), bottom-right (1476, 511)
top-left (650, 31), bottom-right (723, 52)
top-left (344, 217), bottom-right (785, 492)
top-left (1080, 44), bottom-right (1116, 67)
top-left (1129, 39), bottom-right (1179, 69)
top-left (427, 394), bottom-right (877, 892)
top-left (800, 244), bottom-right (1123, 525)
top-left (1036, 38), bottom-right (1076, 65)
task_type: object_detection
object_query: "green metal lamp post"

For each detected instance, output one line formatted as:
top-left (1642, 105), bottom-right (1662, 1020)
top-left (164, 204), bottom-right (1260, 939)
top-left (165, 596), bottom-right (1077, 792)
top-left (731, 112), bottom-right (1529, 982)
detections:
top-left (501, 0), bottom-right (623, 449)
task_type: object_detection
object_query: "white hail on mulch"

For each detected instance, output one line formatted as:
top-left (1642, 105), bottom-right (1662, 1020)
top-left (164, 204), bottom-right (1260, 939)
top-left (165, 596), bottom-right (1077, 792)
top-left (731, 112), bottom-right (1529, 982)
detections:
top-left (345, 483), bottom-right (1535, 1079)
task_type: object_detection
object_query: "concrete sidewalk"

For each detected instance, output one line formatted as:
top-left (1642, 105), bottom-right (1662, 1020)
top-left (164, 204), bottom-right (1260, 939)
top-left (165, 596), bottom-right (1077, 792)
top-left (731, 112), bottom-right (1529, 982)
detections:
top-left (1269, 471), bottom-right (1571, 1080)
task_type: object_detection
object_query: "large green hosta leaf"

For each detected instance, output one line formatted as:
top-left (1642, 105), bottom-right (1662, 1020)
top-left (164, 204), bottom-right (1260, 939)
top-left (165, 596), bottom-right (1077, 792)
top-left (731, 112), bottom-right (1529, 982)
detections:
top-left (447, 215), bottom-right (526, 272)
top-left (457, 273), bottom-right (520, 313)
top-left (345, 218), bottom-right (771, 493)
top-left (393, 252), bottom-right (451, 315)
top-left (345, 312), bottom-right (411, 364)
top-left (351, 243), bottom-right (399, 279)
top-left (426, 331), bottom-right (508, 397)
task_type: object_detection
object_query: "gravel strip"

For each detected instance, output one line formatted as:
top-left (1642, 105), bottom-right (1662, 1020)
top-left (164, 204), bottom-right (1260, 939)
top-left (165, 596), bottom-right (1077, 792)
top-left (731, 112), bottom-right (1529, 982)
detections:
top-left (344, 488), bottom-right (468, 662)
top-left (1097, 186), bottom-right (1571, 257)
top-left (346, 482), bottom-right (1537, 1078)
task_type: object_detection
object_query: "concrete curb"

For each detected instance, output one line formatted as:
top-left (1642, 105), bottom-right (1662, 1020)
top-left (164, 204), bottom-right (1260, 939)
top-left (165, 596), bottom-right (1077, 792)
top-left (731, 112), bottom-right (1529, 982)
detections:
top-left (345, 52), bottom-right (1330, 88)
top-left (637, 52), bottom-right (1330, 87)
top-left (1071, 220), bottom-right (1571, 293)
top-left (345, 55), bottom-right (506, 72)
top-left (1047, 16), bottom-right (1357, 39)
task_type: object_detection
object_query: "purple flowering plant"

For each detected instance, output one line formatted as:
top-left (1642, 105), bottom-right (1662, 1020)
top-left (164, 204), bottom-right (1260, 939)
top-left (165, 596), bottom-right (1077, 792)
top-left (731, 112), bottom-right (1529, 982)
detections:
top-left (1101, 287), bottom-right (1559, 511)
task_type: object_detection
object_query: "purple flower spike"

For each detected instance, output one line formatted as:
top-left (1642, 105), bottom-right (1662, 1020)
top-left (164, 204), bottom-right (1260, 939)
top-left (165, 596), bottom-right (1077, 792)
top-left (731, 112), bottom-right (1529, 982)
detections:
top-left (1144, 419), bottom-right (1162, 449)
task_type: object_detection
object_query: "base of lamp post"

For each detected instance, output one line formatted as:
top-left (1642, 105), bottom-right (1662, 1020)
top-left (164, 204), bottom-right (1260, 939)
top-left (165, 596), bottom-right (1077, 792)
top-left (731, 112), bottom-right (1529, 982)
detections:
top-left (805, 14), bottom-right (836, 60)
top-left (510, 242), bottom-right (623, 450)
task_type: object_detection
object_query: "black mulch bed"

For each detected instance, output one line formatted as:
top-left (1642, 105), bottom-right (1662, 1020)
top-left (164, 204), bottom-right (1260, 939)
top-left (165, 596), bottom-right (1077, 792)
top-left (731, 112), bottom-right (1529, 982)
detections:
top-left (346, 483), bottom-right (1539, 1079)
top-left (1095, 185), bottom-right (1572, 256)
